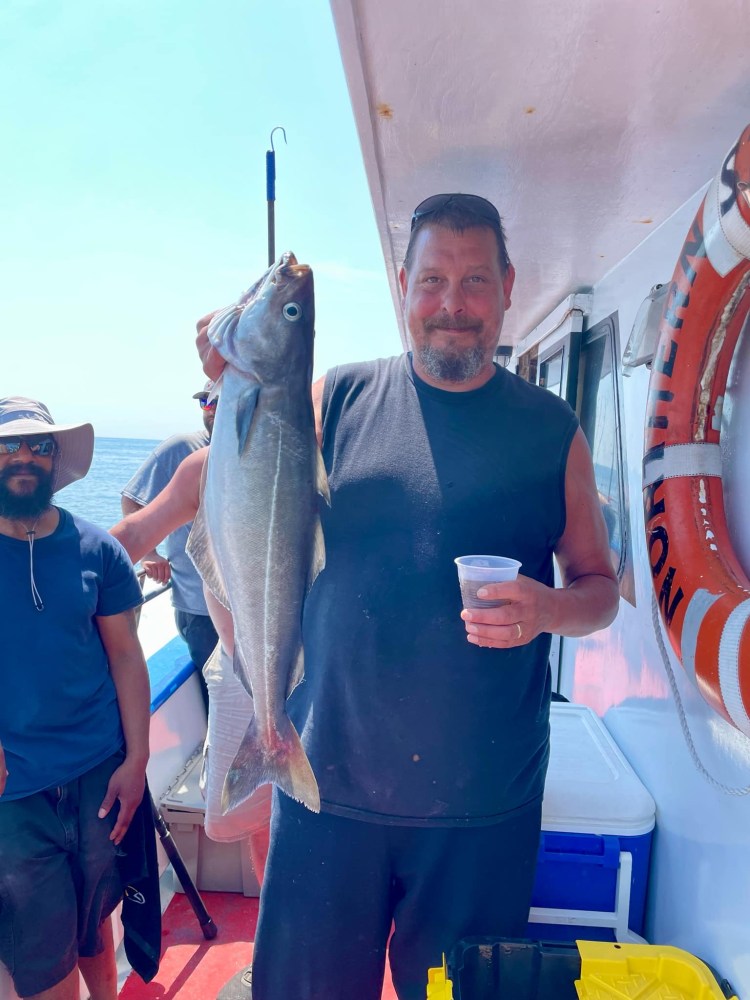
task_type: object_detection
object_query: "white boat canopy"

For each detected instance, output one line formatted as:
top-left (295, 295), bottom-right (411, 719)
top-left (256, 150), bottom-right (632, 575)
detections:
top-left (330, 0), bottom-right (750, 346)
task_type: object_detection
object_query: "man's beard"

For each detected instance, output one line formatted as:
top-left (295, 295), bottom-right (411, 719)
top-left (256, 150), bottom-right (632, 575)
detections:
top-left (416, 341), bottom-right (487, 384)
top-left (0, 464), bottom-right (55, 519)
top-left (414, 314), bottom-right (491, 384)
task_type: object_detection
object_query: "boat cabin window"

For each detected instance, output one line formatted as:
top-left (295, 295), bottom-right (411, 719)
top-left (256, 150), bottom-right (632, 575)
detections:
top-left (578, 314), bottom-right (635, 605)
top-left (539, 349), bottom-right (564, 396)
top-left (518, 333), bottom-right (581, 410)
top-left (517, 311), bottom-right (634, 606)
top-left (516, 345), bottom-right (539, 385)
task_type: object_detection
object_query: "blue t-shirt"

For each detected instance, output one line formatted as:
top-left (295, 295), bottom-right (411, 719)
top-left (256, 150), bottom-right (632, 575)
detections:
top-left (0, 508), bottom-right (143, 800)
top-left (121, 430), bottom-right (209, 615)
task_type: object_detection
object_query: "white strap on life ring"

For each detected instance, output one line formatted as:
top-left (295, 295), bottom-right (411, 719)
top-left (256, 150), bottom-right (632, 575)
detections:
top-left (719, 600), bottom-right (750, 735)
top-left (678, 590), bottom-right (750, 737)
top-left (681, 590), bottom-right (723, 687)
top-left (703, 158), bottom-right (750, 277)
top-left (642, 442), bottom-right (723, 489)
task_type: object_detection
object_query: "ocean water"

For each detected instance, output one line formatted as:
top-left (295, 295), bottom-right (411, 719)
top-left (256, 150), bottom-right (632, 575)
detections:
top-left (56, 436), bottom-right (160, 530)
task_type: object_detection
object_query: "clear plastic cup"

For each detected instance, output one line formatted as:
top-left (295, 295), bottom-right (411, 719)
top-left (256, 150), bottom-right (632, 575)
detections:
top-left (454, 555), bottom-right (522, 609)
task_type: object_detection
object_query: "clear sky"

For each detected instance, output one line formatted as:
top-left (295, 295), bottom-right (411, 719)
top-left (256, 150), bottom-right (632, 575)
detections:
top-left (2, 0), bottom-right (402, 438)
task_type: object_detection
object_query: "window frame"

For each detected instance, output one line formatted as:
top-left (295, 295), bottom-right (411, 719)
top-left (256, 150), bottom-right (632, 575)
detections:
top-left (577, 312), bottom-right (636, 606)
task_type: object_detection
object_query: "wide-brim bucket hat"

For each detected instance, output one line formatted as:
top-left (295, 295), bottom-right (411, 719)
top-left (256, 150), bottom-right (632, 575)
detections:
top-left (0, 397), bottom-right (94, 491)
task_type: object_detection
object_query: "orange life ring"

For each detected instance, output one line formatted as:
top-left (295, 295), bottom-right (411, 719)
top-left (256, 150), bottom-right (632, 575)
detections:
top-left (644, 124), bottom-right (750, 737)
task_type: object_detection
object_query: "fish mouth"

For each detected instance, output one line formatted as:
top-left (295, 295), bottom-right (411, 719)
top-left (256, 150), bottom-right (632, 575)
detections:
top-left (277, 252), bottom-right (311, 279)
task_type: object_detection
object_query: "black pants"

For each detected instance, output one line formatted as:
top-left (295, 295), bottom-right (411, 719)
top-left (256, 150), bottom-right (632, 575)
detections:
top-left (174, 610), bottom-right (218, 712)
top-left (252, 793), bottom-right (542, 1000)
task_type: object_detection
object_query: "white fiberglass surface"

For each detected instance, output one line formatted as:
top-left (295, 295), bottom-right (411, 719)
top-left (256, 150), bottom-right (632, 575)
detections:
top-left (137, 589), bottom-right (207, 799)
top-left (136, 584), bottom-right (182, 660)
top-left (604, 703), bottom-right (750, 987)
top-left (565, 194), bottom-right (750, 995)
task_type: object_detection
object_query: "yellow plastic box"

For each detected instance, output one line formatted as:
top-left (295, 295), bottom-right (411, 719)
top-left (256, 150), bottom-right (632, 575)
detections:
top-left (426, 940), bottom-right (738, 1000)
top-left (575, 942), bottom-right (738, 999)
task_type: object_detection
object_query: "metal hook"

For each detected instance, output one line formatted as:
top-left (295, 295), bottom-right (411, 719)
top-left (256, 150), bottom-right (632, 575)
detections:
top-left (270, 126), bottom-right (287, 153)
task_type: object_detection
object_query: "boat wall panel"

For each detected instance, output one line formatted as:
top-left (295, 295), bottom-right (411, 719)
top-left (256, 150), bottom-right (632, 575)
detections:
top-left (147, 676), bottom-right (206, 801)
top-left (562, 187), bottom-right (750, 995)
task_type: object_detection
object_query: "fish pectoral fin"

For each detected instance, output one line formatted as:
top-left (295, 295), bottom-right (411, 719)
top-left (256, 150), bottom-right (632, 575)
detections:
top-left (221, 714), bottom-right (320, 815)
top-left (186, 501), bottom-right (231, 610)
top-left (236, 384), bottom-right (261, 455)
top-left (287, 643), bottom-right (304, 699)
top-left (315, 446), bottom-right (330, 505)
top-left (232, 646), bottom-right (254, 700)
top-left (307, 517), bottom-right (326, 592)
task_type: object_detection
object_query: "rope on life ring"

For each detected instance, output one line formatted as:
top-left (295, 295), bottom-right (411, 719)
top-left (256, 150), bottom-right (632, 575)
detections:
top-left (643, 124), bottom-right (750, 737)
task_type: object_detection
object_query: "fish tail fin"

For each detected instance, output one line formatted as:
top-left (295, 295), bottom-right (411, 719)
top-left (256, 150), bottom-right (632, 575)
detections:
top-left (221, 714), bottom-right (320, 815)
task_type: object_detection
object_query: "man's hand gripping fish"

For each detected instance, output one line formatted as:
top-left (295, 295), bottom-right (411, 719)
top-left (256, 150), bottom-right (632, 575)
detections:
top-left (187, 253), bottom-right (327, 814)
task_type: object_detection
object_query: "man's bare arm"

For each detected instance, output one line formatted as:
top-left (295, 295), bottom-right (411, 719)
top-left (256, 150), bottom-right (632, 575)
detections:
top-left (544, 428), bottom-right (620, 636)
top-left (121, 496), bottom-right (143, 517)
top-left (111, 448), bottom-right (206, 565)
top-left (95, 608), bottom-right (150, 844)
top-left (120, 496), bottom-right (171, 583)
top-left (461, 429), bottom-right (619, 647)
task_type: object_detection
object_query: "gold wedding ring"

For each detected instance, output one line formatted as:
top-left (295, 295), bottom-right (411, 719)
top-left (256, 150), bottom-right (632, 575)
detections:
top-left (515, 623), bottom-right (523, 640)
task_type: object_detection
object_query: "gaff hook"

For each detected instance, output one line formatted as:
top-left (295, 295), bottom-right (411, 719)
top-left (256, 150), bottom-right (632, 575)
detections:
top-left (266, 127), bottom-right (287, 265)
top-left (270, 126), bottom-right (287, 153)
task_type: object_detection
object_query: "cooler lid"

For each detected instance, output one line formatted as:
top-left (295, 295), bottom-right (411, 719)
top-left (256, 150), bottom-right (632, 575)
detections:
top-left (542, 703), bottom-right (656, 836)
top-left (159, 748), bottom-right (207, 822)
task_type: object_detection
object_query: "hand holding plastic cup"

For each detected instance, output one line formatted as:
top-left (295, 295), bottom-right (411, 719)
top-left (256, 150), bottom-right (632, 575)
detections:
top-left (454, 555), bottom-right (522, 610)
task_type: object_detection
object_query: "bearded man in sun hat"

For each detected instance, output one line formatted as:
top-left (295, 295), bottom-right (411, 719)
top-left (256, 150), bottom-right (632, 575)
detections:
top-left (0, 396), bottom-right (152, 999)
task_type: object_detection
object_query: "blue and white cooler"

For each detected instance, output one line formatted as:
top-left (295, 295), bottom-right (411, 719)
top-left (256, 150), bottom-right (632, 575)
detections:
top-left (527, 703), bottom-right (656, 943)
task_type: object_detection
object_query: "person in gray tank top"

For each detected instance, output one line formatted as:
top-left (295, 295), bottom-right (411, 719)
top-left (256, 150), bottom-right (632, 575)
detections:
top-left (198, 194), bottom-right (620, 1000)
top-left (120, 382), bottom-right (219, 710)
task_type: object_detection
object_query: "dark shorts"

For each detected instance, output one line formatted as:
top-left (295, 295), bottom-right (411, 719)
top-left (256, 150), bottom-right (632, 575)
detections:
top-left (253, 792), bottom-right (543, 1000)
top-left (0, 752), bottom-right (125, 997)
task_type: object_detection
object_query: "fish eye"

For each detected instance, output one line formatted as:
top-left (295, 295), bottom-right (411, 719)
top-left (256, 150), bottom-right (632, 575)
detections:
top-left (283, 302), bottom-right (302, 322)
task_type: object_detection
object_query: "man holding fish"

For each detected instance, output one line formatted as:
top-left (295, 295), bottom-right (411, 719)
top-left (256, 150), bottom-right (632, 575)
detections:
top-left (119, 193), bottom-right (619, 999)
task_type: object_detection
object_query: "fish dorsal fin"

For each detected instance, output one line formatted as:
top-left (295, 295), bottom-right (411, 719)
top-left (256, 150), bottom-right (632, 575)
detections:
top-left (316, 446), bottom-right (330, 505)
top-left (287, 642), bottom-right (304, 699)
top-left (308, 517), bottom-right (326, 593)
top-left (236, 384), bottom-right (261, 456)
top-left (187, 501), bottom-right (231, 610)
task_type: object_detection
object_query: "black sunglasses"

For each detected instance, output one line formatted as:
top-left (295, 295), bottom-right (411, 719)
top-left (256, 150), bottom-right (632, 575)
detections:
top-left (198, 397), bottom-right (218, 410)
top-left (411, 193), bottom-right (502, 231)
top-left (0, 435), bottom-right (57, 457)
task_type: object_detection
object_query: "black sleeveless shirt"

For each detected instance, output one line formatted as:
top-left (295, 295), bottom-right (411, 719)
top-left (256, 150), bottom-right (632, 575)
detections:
top-left (289, 355), bottom-right (578, 826)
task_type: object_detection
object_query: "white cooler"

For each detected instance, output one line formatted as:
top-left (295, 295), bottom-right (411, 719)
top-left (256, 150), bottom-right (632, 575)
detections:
top-left (528, 702), bottom-right (656, 943)
top-left (159, 751), bottom-right (260, 897)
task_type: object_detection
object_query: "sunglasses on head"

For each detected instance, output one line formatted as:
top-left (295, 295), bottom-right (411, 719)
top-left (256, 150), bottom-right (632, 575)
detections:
top-left (410, 193), bottom-right (502, 231)
top-left (0, 435), bottom-right (57, 457)
top-left (198, 397), bottom-right (218, 410)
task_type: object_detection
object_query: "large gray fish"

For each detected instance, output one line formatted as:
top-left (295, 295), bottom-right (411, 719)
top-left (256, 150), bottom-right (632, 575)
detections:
top-left (187, 252), bottom-right (326, 814)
